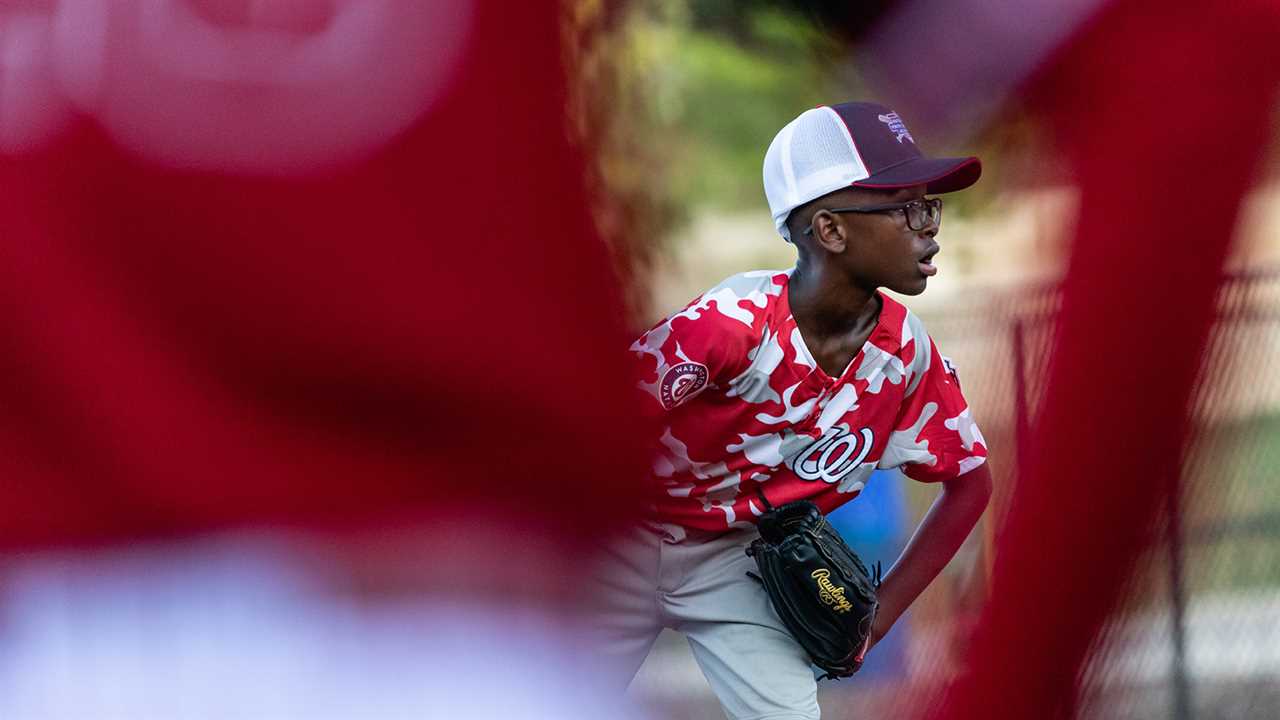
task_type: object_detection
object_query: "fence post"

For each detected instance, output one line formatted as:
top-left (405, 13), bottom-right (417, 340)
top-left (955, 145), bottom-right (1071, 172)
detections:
top-left (1166, 477), bottom-right (1194, 720)
top-left (1011, 318), bottom-right (1029, 475)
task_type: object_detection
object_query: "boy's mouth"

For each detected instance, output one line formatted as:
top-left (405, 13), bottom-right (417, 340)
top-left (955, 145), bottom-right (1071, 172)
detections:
top-left (918, 246), bottom-right (939, 277)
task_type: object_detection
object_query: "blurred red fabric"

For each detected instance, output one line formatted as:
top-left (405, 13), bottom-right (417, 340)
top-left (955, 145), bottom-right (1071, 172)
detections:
top-left (0, 1), bottom-right (647, 551)
top-left (931, 0), bottom-right (1280, 717)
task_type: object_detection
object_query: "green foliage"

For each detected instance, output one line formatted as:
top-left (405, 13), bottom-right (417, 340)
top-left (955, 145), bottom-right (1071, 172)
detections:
top-left (602, 0), bottom-right (1005, 236)
top-left (1191, 413), bottom-right (1280, 591)
top-left (628, 2), bottom-right (853, 211)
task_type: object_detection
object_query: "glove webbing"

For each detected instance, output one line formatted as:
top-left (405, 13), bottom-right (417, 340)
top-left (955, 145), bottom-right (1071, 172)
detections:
top-left (745, 486), bottom-right (885, 591)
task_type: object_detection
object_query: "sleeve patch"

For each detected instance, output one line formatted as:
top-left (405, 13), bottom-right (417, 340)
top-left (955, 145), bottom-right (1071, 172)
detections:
top-left (660, 362), bottom-right (709, 409)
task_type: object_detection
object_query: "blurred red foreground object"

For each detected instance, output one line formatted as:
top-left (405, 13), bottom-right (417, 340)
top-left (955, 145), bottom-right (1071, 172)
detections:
top-left (932, 0), bottom-right (1280, 718)
top-left (0, 0), bottom-right (646, 553)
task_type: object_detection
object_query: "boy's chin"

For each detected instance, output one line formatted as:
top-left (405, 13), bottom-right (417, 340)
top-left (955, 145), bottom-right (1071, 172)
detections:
top-left (890, 278), bottom-right (929, 296)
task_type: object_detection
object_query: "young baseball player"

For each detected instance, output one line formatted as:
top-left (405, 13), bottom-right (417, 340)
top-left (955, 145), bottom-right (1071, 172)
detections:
top-left (593, 102), bottom-right (993, 720)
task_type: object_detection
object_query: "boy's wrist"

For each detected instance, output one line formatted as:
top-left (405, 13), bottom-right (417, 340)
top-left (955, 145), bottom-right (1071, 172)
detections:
top-left (872, 576), bottom-right (906, 641)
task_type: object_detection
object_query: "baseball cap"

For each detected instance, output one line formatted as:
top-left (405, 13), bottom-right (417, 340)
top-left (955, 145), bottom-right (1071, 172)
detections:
top-left (763, 102), bottom-right (981, 240)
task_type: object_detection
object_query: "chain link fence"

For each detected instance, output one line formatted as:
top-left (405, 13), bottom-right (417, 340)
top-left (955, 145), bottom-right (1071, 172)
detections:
top-left (1075, 270), bottom-right (1280, 720)
top-left (921, 270), bottom-right (1280, 720)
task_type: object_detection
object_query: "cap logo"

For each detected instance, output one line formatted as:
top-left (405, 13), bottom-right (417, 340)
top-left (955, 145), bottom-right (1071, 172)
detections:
top-left (877, 113), bottom-right (914, 144)
top-left (659, 362), bottom-right (709, 409)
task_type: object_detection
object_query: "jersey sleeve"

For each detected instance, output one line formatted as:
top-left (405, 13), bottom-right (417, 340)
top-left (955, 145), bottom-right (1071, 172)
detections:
top-left (630, 292), bottom-right (756, 415)
top-left (878, 332), bottom-right (988, 483)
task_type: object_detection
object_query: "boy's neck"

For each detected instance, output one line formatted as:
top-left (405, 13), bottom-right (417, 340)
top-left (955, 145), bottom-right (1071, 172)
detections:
top-left (788, 263), bottom-right (881, 341)
top-left (787, 265), bottom-right (882, 377)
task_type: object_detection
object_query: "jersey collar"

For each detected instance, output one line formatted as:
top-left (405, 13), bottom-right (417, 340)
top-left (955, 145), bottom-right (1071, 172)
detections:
top-left (778, 272), bottom-right (910, 381)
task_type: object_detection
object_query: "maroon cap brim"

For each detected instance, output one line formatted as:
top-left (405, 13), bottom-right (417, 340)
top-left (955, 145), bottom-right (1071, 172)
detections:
top-left (851, 156), bottom-right (981, 194)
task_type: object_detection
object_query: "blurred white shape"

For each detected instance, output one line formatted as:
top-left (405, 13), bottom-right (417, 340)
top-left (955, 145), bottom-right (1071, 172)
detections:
top-left (48, 0), bottom-right (107, 110)
top-left (0, 6), bottom-right (72, 153)
top-left (47, 0), bottom-right (473, 174)
top-left (0, 533), bottom-right (641, 719)
top-left (1088, 589), bottom-right (1280, 687)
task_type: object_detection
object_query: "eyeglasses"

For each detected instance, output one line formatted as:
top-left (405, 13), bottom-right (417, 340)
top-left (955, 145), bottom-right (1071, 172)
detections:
top-left (802, 197), bottom-right (943, 236)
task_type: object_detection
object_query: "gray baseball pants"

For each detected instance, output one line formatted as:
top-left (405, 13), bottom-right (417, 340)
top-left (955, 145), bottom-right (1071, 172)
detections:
top-left (588, 521), bottom-right (821, 720)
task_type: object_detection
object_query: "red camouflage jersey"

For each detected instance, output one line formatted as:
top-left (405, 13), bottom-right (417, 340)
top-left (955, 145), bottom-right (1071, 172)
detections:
top-left (632, 269), bottom-right (988, 531)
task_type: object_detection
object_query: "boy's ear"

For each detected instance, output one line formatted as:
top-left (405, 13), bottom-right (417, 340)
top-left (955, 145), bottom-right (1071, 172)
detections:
top-left (809, 210), bottom-right (848, 253)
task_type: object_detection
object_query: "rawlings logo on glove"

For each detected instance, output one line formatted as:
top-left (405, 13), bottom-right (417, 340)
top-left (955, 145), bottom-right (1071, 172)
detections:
top-left (811, 569), bottom-right (855, 613)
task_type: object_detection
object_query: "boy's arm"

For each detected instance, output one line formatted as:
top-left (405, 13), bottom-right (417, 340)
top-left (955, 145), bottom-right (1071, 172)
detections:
top-left (870, 463), bottom-right (992, 647)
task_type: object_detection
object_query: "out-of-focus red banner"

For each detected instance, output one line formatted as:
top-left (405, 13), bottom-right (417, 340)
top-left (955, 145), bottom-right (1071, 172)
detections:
top-left (0, 0), bottom-right (646, 550)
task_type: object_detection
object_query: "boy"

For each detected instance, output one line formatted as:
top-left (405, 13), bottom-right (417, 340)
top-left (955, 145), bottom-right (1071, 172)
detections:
top-left (601, 102), bottom-right (992, 720)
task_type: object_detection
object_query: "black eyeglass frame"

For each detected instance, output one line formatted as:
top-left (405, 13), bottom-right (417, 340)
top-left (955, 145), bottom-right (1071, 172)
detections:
top-left (801, 197), bottom-right (943, 236)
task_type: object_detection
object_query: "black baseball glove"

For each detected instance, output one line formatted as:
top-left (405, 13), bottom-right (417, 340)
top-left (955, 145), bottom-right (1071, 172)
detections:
top-left (746, 500), bottom-right (881, 679)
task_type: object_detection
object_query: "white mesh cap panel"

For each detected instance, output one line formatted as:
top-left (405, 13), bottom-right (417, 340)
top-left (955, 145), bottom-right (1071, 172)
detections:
top-left (787, 108), bottom-right (865, 190)
top-left (762, 107), bottom-right (869, 241)
top-left (762, 124), bottom-right (794, 237)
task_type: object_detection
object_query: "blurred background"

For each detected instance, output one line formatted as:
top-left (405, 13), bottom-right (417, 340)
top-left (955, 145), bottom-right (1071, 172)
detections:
top-left (569, 1), bottom-right (1280, 718)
